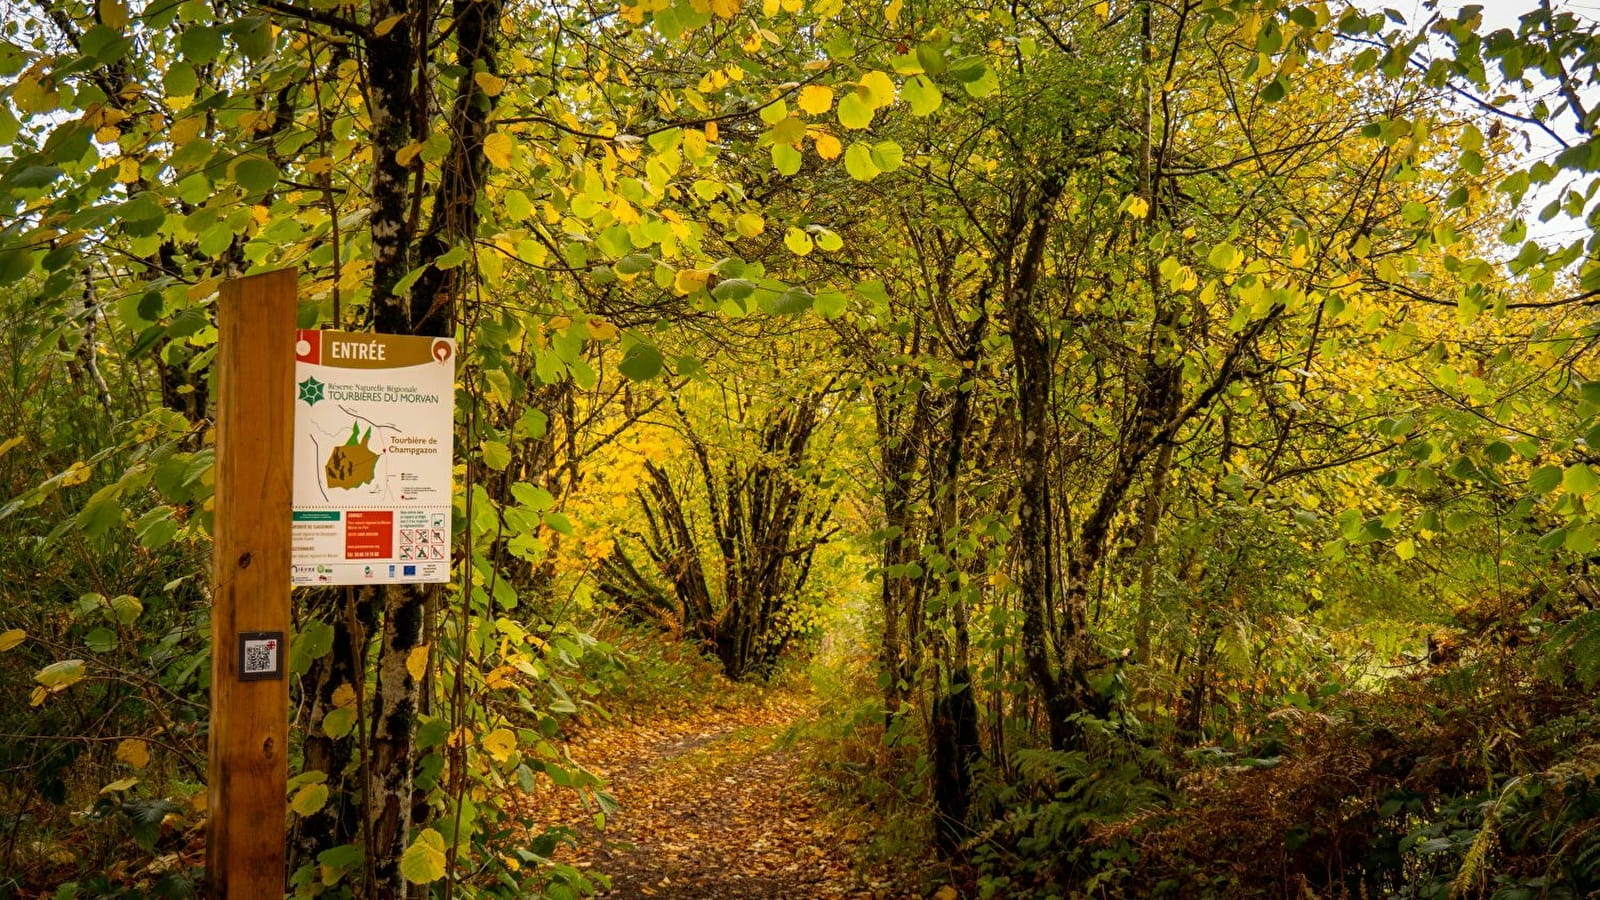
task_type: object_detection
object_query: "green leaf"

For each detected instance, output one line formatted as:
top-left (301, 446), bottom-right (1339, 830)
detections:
top-left (1541, 527), bottom-right (1570, 552)
top-left (400, 829), bottom-right (448, 885)
top-left (769, 115), bottom-right (806, 145)
top-left (948, 55), bottom-right (987, 82)
top-left (178, 25), bottom-right (223, 64)
top-left (317, 844), bottom-right (364, 873)
top-left (416, 717), bottom-right (450, 750)
top-left (770, 141), bottom-right (802, 176)
top-left (902, 75), bottom-right (941, 116)
top-left (481, 440), bottom-right (511, 471)
top-left (109, 594), bottom-right (141, 626)
top-left (764, 288), bottom-right (813, 315)
top-left (85, 627), bottom-right (118, 653)
top-left (1207, 241), bottom-right (1240, 271)
top-left (434, 245), bottom-right (470, 269)
top-left (76, 484), bottom-right (122, 537)
top-left (1529, 465), bottom-right (1563, 494)
top-left (961, 65), bottom-right (998, 98)
top-left (711, 278), bottom-right (756, 301)
top-left (837, 91), bottom-right (873, 130)
top-left (844, 142), bottom-right (879, 181)
top-left (618, 343), bottom-right (664, 381)
top-left (0, 251), bottom-right (33, 286)
top-left (1568, 524), bottom-right (1599, 555)
top-left (614, 253), bottom-right (653, 275)
top-left (869, 140), bottom-right (904, 172)
top-left (542, 511), bottom-right (574, 535)
top-left (291, 621), bottom-right (335, 675)
top-left (514, 408), bottom-right (548, 440)
top-left (814, 289), bottom-right (848, 319)
top-left (322, 707), bottom-right (355, 739)
top-left (232, 16), bottom-right (274, 60)
top-left (5, 164), bottom-right (63, 189)
top-left (1564, 463), bottom-right (1599, 496)
top-left (232, 156), bottom-right (280, 195)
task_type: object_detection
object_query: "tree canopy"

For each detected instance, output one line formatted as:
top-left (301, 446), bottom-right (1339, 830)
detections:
top-left (7, 0), bottom-right (1600, 897)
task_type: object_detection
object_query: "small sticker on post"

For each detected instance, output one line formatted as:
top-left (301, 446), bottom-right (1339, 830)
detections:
top-left (238, 631), bottom-right (285, 681)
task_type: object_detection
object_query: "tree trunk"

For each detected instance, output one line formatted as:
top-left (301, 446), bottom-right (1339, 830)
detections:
top-left (927, 314), bottom-right (986, 856)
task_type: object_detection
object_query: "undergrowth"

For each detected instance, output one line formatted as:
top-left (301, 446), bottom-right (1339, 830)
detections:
top-left (797, 601), bottom-right (1600, 899)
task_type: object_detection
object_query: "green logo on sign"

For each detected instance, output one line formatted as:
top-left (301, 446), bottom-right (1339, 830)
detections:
top-left (297, 377), bottom-right (325, 406)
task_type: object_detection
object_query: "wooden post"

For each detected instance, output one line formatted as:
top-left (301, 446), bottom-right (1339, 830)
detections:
top-left (208, 269), bottom-right (296, 898)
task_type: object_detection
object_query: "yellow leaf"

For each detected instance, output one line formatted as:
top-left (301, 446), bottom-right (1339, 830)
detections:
top-left (705, 120), bottom-right (719, 142)
top-left (1094, 1), bottom-right (1109, 19)
top-left (481, 727), bottom-right (517, 762)
top-left (934, 888), bottom-right (959, 900)
top-left (483, 132), bottom-right (514, 168)
top-left (188, 278), bottom-right (219, 301)
top-left (116, 738), bottom-right (150, 769)
top-left (306, 156), bottom-right (335, 176)
top-left (0, 435), bottom-right (22, 458)
top-left (859, 70), bottom-right (896, 108)
top-left (291, 783), bottom-right (330, 816)
top-left (734, 212), bottom-right (765, 237)
top-left (331, 683), bottom-right (357, 709)
top-left (101, 777), bottom-right (139, 793)
top-left (674, 268), bottom-right (710, 295)
top-left (797, 84), bottom-right (834, 115)
top-left (610, 194), bottom-right (640, 225)
top-left (885, 0), bottom-right (902, 23)
top-left (400, 829), bottom-right (448, 884)
top-left (395, 142), bottom-right (425, 167)
top-left (474, 72), bottom-right (506, 97)
top-left (811, 130), bottom-right (842, 160)
top-left (169, 116), bottom-right (203, 147)
top-left (784, 227), bottom-right (814, 256)
top-left (0, 629), bottom-right (24, 652)
top-left (99, 0), bottom-right (130, 30)
top-left (373, 13), bottom-right (404, 36)
top-left (406, 644), bottom-right (429, 683)
top-left (620, 2), bottom-right (644, 23)
top-left (1123, 195), bottom-right (1149, 219)
top-left (116, 158), bottom-right (141, 183)
top-left (586, 318), bottom-right (620, 341)
top-left (61, 461), bottom-right (92, 486)
top-left (710, 0), bottom-right (740, 17)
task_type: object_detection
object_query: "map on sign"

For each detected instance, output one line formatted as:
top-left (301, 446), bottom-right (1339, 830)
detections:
top-left (325, 423), bottom-right (381, 490)
top-left (291, 330), bottom-right (455, 586)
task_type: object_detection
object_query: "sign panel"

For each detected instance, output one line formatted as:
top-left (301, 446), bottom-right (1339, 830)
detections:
top-left (291, 329), bottom-right (455, 585)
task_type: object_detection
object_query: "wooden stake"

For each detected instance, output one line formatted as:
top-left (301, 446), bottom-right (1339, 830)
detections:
top-left (208, 269), bottom-right (296, 899)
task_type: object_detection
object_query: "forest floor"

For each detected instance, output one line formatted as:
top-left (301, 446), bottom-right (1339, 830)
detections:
top-left (545, 688), bottom-right (928, 899)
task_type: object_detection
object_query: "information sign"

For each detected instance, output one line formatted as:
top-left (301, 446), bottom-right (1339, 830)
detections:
top-left (291, 329), bottom-right (455, 585)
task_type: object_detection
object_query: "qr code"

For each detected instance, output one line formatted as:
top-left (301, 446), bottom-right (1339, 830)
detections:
top-left (242, 639), bottom-right (278, 675)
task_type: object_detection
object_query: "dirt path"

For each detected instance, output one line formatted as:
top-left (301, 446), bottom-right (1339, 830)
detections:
top-left (551, 693), bottom-right (919, 899)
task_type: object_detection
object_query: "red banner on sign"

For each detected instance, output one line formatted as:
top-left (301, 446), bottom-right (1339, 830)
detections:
top-left (345, 510), bottom-right (393, 559)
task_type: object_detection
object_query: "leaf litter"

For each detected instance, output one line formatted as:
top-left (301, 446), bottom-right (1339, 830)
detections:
top-left (535, 689), bottom-right (920, 899)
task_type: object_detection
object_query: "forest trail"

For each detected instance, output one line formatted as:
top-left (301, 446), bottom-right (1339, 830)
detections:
top-left (550, 691), bottom-right (918, 900)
